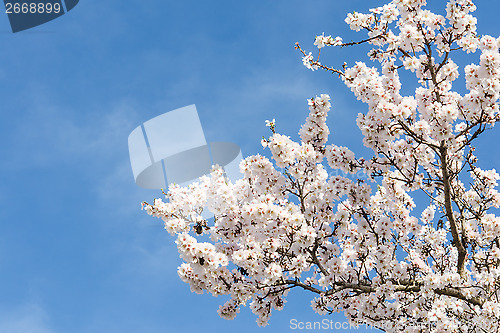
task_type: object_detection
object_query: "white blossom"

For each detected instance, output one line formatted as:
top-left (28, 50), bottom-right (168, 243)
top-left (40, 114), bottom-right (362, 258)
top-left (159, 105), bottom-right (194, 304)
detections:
top-left (144, 0), bottom-right (500, 330)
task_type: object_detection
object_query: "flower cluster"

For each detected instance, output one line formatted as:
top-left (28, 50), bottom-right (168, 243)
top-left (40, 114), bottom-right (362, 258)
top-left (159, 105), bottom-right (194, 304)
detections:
top-left (314, 34), bottom-right (343, 49)
top-left (144, 0), bottom-right (500, 331)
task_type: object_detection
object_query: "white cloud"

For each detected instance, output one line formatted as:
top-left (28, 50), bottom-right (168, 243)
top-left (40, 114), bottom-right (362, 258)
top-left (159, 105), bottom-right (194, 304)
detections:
top-left (0, 303), bottom-right (55, 333)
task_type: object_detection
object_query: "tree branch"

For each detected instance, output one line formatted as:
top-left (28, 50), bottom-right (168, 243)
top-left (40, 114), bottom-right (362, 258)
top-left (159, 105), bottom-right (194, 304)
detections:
top-left (439, 142), bottom-right (467, 278)
top-left (284, 279), bottom-right (484, 307)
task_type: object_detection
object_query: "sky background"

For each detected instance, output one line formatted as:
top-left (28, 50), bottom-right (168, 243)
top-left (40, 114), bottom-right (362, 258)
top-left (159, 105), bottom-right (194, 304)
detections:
top-left (1, 1), bottom-right (500, 332)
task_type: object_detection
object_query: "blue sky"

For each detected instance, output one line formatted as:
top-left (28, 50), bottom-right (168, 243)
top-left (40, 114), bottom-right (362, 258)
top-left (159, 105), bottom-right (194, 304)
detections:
top-left (1, 1), bottom-right (500, 332)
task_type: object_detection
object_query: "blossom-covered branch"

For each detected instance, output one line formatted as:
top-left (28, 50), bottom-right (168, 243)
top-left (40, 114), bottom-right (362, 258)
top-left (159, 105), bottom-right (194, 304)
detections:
top-left (144, 0), bottom-right (500, 331)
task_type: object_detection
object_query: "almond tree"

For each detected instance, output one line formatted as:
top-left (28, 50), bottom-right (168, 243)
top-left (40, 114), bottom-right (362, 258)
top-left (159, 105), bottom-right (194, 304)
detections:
top-left (144, 0), bottom-right (500, 331)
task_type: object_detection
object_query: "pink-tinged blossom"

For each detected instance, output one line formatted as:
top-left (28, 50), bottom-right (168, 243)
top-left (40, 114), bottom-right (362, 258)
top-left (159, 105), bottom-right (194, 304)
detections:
top-left (144, 0), bottom-right (500, 330)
